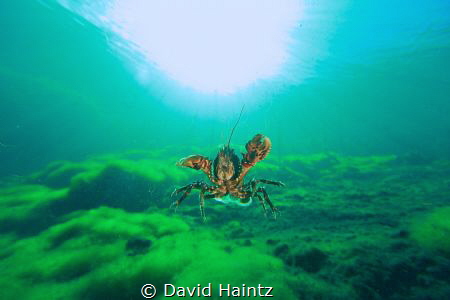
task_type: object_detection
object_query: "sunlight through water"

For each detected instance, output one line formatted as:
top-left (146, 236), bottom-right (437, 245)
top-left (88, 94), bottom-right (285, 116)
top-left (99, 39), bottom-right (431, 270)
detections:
top-left (58, 0), bottom-right (302, 95)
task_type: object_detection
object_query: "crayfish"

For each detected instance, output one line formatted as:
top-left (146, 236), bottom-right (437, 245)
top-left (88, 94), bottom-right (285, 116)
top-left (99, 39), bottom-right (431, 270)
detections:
top-left (172, 109), bottom-right (284, 221)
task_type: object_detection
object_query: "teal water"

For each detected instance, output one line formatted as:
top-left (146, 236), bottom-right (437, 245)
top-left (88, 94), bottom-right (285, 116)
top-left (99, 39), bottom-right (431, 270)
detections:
top-left (1, 0), bottom-right (449, 176)
top-left (1, 1), bottom-right (450, 299)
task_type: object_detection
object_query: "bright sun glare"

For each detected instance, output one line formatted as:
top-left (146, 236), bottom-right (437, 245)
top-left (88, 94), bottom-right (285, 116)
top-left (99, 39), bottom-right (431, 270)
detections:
top-left (61, 0), bottom-right (302, 94)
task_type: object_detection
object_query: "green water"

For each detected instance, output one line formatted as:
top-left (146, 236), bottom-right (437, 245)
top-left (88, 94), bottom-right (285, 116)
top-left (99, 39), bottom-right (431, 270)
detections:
top-left (1, 1), bottom-right (450, 299)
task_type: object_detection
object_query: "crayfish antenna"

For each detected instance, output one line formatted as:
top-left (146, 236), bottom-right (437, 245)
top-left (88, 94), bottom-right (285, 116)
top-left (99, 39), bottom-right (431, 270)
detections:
top-left (226, 104), bottom-right (245, 147)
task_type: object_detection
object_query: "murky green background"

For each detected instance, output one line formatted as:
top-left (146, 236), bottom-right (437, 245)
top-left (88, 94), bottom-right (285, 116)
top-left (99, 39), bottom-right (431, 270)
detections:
top-left (2, 0), bottom-right (449, 176)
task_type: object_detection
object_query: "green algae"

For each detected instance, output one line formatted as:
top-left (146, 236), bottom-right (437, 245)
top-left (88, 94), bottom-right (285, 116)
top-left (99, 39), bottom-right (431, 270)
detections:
top-left (0, 184), bottom-right (68, 235)
top-left (0, 184), bottom-right (67, 215)
top-left (411, 206), bottom-right (450, 257)
top-left (2, 151), bottom-right (450, 299)
top-left (30, 150), bottom-right (193, 189)
top-left (280, 152), bottom-right (396, 178)
top-left (289, 273), bottom-right (356, 300)
top-left (22, 151), bottom-right (198, 215)
top-left (46, 207), bottom-right (189, 247)
top-left (0, 206), bottom-right (297, 299)
top-left (173, 246), bottom-right (295, 299)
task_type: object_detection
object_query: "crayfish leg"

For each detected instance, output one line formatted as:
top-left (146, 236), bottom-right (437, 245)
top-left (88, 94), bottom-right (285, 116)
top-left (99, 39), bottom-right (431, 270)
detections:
top-left (170, 185), bottom-right (194, 211)
top-left (255, 193), bottom-right (268, 217)
top-left (171, 181), bottom-right (218, 222)
top-left (199, 189), bottom-right (206, 222)
top-left (257, 187), bottom-right (279, 219)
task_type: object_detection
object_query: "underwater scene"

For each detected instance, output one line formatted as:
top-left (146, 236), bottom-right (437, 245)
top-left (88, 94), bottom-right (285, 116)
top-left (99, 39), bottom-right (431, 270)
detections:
top-left (1, 1), bottom-right (450, 299)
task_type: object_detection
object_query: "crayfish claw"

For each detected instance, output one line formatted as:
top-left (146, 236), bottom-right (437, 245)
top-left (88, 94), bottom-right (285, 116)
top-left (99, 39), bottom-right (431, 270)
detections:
top-left (242, 134), bottom-right (272, 168)
top-left (176, 155), bottom-right (211, 174)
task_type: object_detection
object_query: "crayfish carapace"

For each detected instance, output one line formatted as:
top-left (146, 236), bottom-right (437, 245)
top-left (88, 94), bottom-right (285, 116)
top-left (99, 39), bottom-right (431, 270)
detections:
top-left (172, 108), bottom-right (284, 221)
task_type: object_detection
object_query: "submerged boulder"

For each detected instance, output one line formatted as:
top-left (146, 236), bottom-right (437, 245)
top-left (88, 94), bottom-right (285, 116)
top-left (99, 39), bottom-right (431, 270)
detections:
top-left (125, 237), bottom-right (152, 256)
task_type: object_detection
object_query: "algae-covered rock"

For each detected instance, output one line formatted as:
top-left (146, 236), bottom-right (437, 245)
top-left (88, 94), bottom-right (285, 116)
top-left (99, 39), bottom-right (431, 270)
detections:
top-left (27, 151), bottom-right (194, 214)
top-left (125, 237), bottom-right (152, 256)
top-left (60, 165), bottom-right (161, 212)
top-left (2, 150), bottom-right (450, 300)
top-left (29, 160), bottom-right (95, 188)
top-left (30, 150), bottom-right (191, 189)
top-left (410, 206), bottom-right (450, 257)
top-left (288, 247), bottom-right (328, 273)
top-left (0, 207), bottom-right (298, 300)
top-left (170, 241), bottom-right (296, 299)
top-left (0, 184), bottom-right (68, 235)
